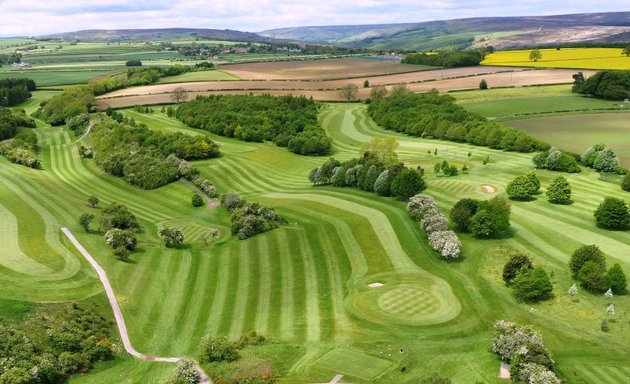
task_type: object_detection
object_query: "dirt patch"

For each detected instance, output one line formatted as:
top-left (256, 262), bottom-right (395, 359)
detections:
top-left (482, 185), bottom-right (496, 193)
top-left (368, 282), bottom-right (384, 288)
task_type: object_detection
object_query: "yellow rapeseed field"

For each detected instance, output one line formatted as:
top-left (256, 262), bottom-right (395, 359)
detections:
top-left (482, 48), bottom-right (630, 70)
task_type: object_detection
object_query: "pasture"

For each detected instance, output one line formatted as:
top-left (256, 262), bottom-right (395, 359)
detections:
top-left (508, 112), bottom-right (630, 166)
top-left (3, 87), bottom-right (630, 383)
top-left (482, 48), bottom-right (630, 69)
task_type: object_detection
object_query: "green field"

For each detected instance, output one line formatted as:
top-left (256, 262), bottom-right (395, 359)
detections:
top-left (156, 70), bottom-right (240, 83)
top-left (508, 113), bottom-right (630, 166)
top-left (2, 89), bottom-right (629, 383)
top-left (0, 70), bottom-right (113, 86)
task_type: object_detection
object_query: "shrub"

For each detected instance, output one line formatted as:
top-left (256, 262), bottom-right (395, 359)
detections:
top-left (192, 194), bottom-right (204, 207)
top-left (198, 336), bottom-right (239, 363)
top-left (533, 148), bottom-right (580, 173)
top-left (503, 252), bottom-right (534, 285)
top-left (546, 176), bottom-right (571, 204)
top-left (408, 194), bottom-right (438, 221)
top-left (578, 261), bottom-right (608, 293)
top-left (594, 197), bottom-right (630, 229)
top-left (159, 227), bottom-right (185, 248)
top-left (607, 263), bottom-right (627, 294)
top-left (101, 202), bottom-right (139, 231)
top-left (593, 147), bottom-right (620, 172)
top-left (569, 244), bottom-right (606, 278)
top-left (221, 192), bottom-right (242, 212)
top-left (491, 320), bottom-right (544, 361)
top-left (104, 229), bottom-right (137, 251)
top-left (470, 197), bottom-right (511, 238)
top-left (230, 201), bottom-right (285, 240)
top-left (506, 175), bottom-right (536, 200)
top-left (622, 173), bottom-right (630, 192)
top-left (449, 198), bottom-right (480, 232)
top-left (391, 168), bottom-right (426, 200)
top-left (512, 267), bottom-right (554, 303)
top-left (173, 358), bottom-right (200, 384)
top-left (479, 79), bottom-right (488, 89)
top-left (428, 230), bottom-right (462, 259)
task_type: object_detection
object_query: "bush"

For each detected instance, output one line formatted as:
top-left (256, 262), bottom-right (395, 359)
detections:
top-left (101, 202), bottom-right (139, 231)
top-left (503, 252), bottom-right (534, 285)
top-left (546, 176), bottom-right (571, 204)
top-left (578, 261), bottom-right (608, 292)
top-left (391, 168), bottom-right (426, 200)
top-left (533, 147), bottom-right (581, 173)
top-left (593, 147), bottom-right (620, 172)
top-left (230, 201), bottom-right (285, 240)
top-left (594, 197), bottom-right (630, 229)
top-left (449, 198), bottom-right (480, 232)
top-left (512, 267), bottom-right (554, 303)
top-left (221, 192), bottom-right (242, 212)
top-left (622, 173), bottom-right (630, 192)
top-left (506, 175), bottom-right (536, 200)
top-left (479, 79), bottom-right (488, 89)
top-left (192, 194), bottom-right (204, 207)
top-left (569, 244), bottom-right (606, 278)
top-left (470, 197), bottom-right (511, 238)
top-left (104, 229), bottom-right (137, 251)
top-left (159, 227), bottom-right (185, 248)
top-left (198, 336), bottom-right (239, 363)
top-left (373, 170), bottom-right (391, 196)
top-left (607, 263), bottom-right (627, 294)
top-left (125, 60), bottom-right (142, 66)
top-left (428, 230), bottom-right (462, 259)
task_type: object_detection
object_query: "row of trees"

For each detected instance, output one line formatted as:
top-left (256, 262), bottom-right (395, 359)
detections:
top-left (0, 304), bottom-right (114, 384)
top-left (533, 147), bottom-right (581, 173)
top-left (402, 51), bottom-right (485, 67)
top-left (0, 78), bottom-right (35, 106)
top-left (407, 194), bottom-right (462, 259)
top-left (176, 94), bottom-right (331, 155)
top-left (569, 244), bottom-right (627, 293)
top-left (368, 91), bottom-right (548, 153)
top-left (573, 70), bottom-right (630, 101)
top-left (580, 144), bottom-right (623, 174)
top-left (0, 129), bottom-right (40, 168)
top-left (491, 320), bottom-right (560, 384)
top-left (449, 197), bottom-right (512, 238)
top-left (88, 64), bottom-right (196, 95)
top-left (506, 172), bottom-right (573, 204)
top-left (221, 192), bottom-right (286, 240)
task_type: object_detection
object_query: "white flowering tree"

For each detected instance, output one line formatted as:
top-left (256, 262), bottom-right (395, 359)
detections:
top-left (607, 304), bottom-right (615, 317)
top-left (568, 283), bottom-right (578, 298)
top-left (159, 226), bottom-right (185, 248)
top-left (604, 288), bottom-right (613, 301)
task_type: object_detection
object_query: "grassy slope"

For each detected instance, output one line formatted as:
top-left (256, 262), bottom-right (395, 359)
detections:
top-left (156, 70), bottom-right (240, 83)
top-left (1, 94), bottom-right (629, 383)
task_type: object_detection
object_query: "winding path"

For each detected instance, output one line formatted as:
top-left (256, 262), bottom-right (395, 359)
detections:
top-left (61, 227), bottom-right (211, 383)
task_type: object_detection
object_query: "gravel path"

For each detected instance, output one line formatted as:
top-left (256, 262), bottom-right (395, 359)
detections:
top-left (61, 227), bottom-right (211, 383)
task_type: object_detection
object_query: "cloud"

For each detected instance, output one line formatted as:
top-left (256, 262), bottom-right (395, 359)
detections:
top-left (0, 0), bottom-right (629, 36)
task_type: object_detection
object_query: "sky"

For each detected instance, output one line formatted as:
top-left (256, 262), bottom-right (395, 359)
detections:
top-left (0, 0), bottom-right (629, 37)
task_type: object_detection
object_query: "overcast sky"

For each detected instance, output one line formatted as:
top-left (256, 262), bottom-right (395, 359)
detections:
top-left (0, 1), bottom-right (629, 37)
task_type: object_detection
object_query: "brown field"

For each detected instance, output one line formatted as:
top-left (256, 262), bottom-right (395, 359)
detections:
top-left (96, 67), bottom-right (594, 110)
top-left (220, 57), bottom-right (432, 80)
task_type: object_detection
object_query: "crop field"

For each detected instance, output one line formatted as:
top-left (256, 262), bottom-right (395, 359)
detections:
top-left (482, 48), bottom-right (630, 69)
top-left (508, 113), bottom-right (630, 166)
top-left (156, 70), bottom-right (241, 83)
top-left (0, 69), bottom-right (114, 86)
top-left (3, 84), bottom-right (630, 383)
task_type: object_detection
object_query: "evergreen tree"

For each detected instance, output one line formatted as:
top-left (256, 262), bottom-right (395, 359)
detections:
top-left (546, 176), bottom-right (571, 204)
top-left (607, 263), bottom-right (627, 294)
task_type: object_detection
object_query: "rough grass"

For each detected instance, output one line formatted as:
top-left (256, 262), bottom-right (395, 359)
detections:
top-left (2, 100), bottom-right (630, 384)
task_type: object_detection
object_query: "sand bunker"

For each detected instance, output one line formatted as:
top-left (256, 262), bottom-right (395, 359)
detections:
top-left (482, 185), bottom-right (496, 193)
top-left (368, 283), bottom-right (384, 288)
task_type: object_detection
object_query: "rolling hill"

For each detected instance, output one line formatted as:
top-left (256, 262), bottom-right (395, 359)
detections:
top-left (39, 28), bottom-right (282, 43)
top-left (259, 11), bottom-right (630, 50)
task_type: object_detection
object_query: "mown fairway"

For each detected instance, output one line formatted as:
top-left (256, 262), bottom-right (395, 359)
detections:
top-left (482, 48), bottom-right (630, 69)
top-left (508, 113), bottom-right (630, 166)
top-left (2, 92), bottom-right (630, 383)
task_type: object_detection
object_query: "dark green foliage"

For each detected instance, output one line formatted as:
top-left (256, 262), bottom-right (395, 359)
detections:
top-left (362, 164), bottom-right (384, 192)
top-left (88, 195), bottom-right (99, 208)
top-left (0, 107), bottom-right (34, 140)
top-left (402, 51), bottom-right (484, 67)
top-left (601, 318), bottom-right (609, 332)
top-left (546, 176), bottom-right (571, 204)
top-left (449, 198), bottom-right (480, 232)
top-left (506, 175), bottom-right (536, 201)
top-left (198, 336), bottom-right (240, 363)
top-left (512, 267), bottom-right (554, 303)
top-left (607, 264), bottom-right (627, 294)
top-left (308, 157), bottom-right (341, 185)
top-left (420, 373), bottom-right (452, 384)
top-left (533, 148), bottom-right (581, 173)
top-left (578, 261), bottom-right (609, 293)
top-left (594, 197), bottom-right (630, 229)
top-left (0, 304), bottom-right (114, 383)
top-left (391, 168), bottom-right (426, 200)
top-left (479, 79), bottom-right (488, 90)
top-left (227, 198), bottom-right (285, 240)
top-left (622, 173), bottom-right (630, 192)
top-left (525, 171), bottom-right (540, 193)
top-left (503, 252), bottom-right (534, 286)
top-left (573, 70), bottom-right (630, 100)
top-left (100, 202), bottom-right (139, 231)
top-left (368, 91), bottom-right (546, 153)
top-left (159, 227), bottom-right (185, 248)
top-left (0, 78), bottom-right (34, 106)
top-left (470, 197), bottom-right (511, 238)
top-left (569, 245), bottom-right (606, 278)
top-left (176, 94), bottom-right (330, 155)
top-left (79, 213), bottom-right (94, 232)
top-left (0, 113), bottom-right (39, 168)
top-left (35, 86), bottom-right (95, 125)
top-left (192, 194), bottom-right (204, 207)
top-left (125, 60), bottom-right (142, 66)
top-left (510, 342), bottom-right (555, 382)
top-left (104, 228), bottom-right (137, 252)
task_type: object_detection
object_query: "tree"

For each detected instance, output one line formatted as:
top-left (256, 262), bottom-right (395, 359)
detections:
top-left (88, 195), bottom-right (99, 208)
top-left (79, 213), bottom-right (94, 232)
top-left (503, 252), bottom-right (534, 285)
top-left (471, 197), bottom-right (511, 238)
top-left (172, 358), bottom-right (200, 384)
top-left (512, 267), bottom-right (554, 303)
top-left (569, 244), bottom-right (606, 278)
top-left (526, 171), bottom-right (540, 193)
top-left (623, 44), bottom-right (630, 57)
top-left (594, 197), bottom-right (630, 229)
top-left (449, 198), bottom-right (480, 232)
top-left (479, 79), bottom-right (488, 90)
top-left (578, 260), bottom-right (608, 293)
top-left (202, 228), bottom-right (220, 246)
top-left (546, 176), bottom-right (571, 204)
top-left (607, 263), bottom-right (627, 293)
top-left (370, 85), bottom-right (388, 102)
top-left (221, 192), bottom-right (242, 212)
top-left (198, 335), bottom-right (239, 363)
top-left (529, 49), bottom-right (542, 62)
top-left (506, 175), bottom-right (536, 200)
top-left (339, 83), bottom-right (358, 101)
top-left (359, 137), bottom-right (399, 165)
top-left (363, 80), bottom-right (370, 88)
top-left (389, 83), bottom-right (410, 97)
top-left (191, 194), bottom-right (204, 207)
top-left (604, 288), bottom-right (613, 300)
top-left (607, 304), bottom-right (616, 317)
top-left (568, 283), bottom-right (578, 298)
top-left (622, 173), bottom-right (630, 192)
top-left (593, 147), bottom-right (620, 172)
top-left (170, 87), bottom-right (188, 103)
top-left (104, 229), bottom-right (137, 251)
top-left (391, 168), bottom-right (426, 200)
top-left (100, 202), bottom-right (139, 231)
top-left (159, 227), bottom-right (184, 248)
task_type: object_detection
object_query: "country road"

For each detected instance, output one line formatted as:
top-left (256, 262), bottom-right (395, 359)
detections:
top-left (61, 227), bottom-right (211, 383)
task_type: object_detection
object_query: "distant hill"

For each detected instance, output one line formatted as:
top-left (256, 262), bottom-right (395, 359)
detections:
top-left (39, 28), bottom-right (282, 43)
top-left (259, 12), bottom-right (630, 50)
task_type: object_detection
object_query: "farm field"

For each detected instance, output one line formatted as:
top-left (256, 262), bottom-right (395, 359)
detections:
top-left (0, 69), bottom-right (114, 86)
top-left (482, 48), bottom-right (630, 69)
top-left (3, 87), bottom-right (630, 383)
top-left (508, 113), bottom-right (630, 166)
top-left (156, 70), bottom-right (241, 83)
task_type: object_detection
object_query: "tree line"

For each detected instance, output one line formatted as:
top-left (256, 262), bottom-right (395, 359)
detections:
top-left (368, 91), bottom-right (549, 153)
top-left (0, 108), bottom-right (39, 168)
top-left (402, 51), bottom-right (484, 67)
top-left (0, 78), bottom-right (35, 107)
top-left (176, 94), bottom-right (331, 155)
top-left (573, 70), bottom-right (630, 101)
top-left (34, 86), bottom-right (95, 126)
